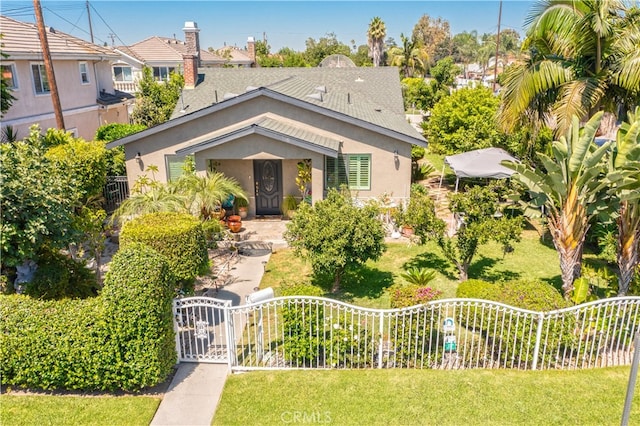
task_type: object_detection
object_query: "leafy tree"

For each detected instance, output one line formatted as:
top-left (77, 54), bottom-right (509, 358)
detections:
top-left (441, 183), bottom-right (523, 281)
top-left (0, 127), bottom-right (76, 269)
top-left (95, 123), bottom-right (147, 176)
top-left (388, 33), bottom-right (429, 78)
top-left (411, 14), bottom-right (452, 65)
top-left (45, 132), bottom-right (107, 205)
top-left (401, 78), bottom-right (431, 111)
top-left (278, 47), bottom-right (309, 67)
top-left (352, 44), bottom-right (373, 67)
top-left (499, 0), bottom-right (640, 135)
top-left (284, 188), bottom-right (386, 292)
top-left (367, 17), bottom-right (386, 67)
top-left (1, 36), bottom-right (16, 117)
top-left (452, 31), bottom-right (480, 78)
top-left (503, 113), bottom-right (612, 296)
top-left (303, 33), bottom-right (351, 66)
top-left (424, 86), bottom-right (504, 154)
top-left (131, 66), bottom-right (184, 127)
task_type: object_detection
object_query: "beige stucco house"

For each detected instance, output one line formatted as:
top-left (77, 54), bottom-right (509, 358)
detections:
top-left (107, 65), bottom-right (425, 216)
top-left (0, 15), bottom-right (132, 141)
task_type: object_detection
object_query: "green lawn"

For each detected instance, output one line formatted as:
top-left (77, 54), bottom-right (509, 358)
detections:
top-left (214, 367), bottom-right (639, 425)
top-left (0, 394), bottom-right (160, 426)
top-left (262, 228), bottom-right (578, 308)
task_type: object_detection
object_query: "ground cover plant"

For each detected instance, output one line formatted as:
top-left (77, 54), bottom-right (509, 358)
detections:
top-left (213, 367), bottom-right (639, 425)
top-left (0, 395), bottom-right (159, 426)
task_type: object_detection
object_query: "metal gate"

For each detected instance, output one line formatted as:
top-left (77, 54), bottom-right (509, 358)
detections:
top-left (173, 297), bottom-right (235, 365)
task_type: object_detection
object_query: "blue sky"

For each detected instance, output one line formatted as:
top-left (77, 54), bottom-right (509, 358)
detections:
top-left (2, 1), bottom-right (534, 51)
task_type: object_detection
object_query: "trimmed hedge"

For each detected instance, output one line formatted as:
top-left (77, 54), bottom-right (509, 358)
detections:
top-left (25, 250), bottom-right (98, 300)
top-left (0, 244), bottom-right (177, 391)
top-left (120, 212), bottom-right (209, 289)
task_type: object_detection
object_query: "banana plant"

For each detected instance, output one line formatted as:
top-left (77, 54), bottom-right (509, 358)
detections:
top-left (606, 107), bottom-right (640, 295)
top-left (502, 112), bottom-right (613, 297)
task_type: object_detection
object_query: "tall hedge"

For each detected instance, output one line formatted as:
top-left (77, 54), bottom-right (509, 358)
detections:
top-left (101, 243), bottom-right (177, 390)
top-left (120, 212), bottom-right (209, 287)
top-left (0, 244), bottom-right (177, 391)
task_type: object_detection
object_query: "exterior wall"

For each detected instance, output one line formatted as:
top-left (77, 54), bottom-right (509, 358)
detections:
top-left (2, 58), bottom-right (127, 140)
top-left (123, 95), bottom-right (413, 202)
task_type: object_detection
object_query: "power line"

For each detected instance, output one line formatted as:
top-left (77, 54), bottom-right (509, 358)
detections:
top-left (89, 2), bottom-right (126, 47)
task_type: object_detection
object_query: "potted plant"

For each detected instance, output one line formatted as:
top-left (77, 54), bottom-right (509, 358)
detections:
top-left (227, 214), bottom-right (242, 233)
top-left (235, 197), bottom-right (249, 219)
top-left (282, 194), bottom-right (299, 219)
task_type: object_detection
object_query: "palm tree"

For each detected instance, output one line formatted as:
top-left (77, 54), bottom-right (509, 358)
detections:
top-left (608, 107), bottom-right (640, 295)
top-left (389, 33), bottom-right (429, 78)
top-left (367, 17), bottom-right (386, 67)
top-left (173, 172), bottom-right (247, 221)
top-left (112, 185), bottom-right (187, 225)
top-left (499, 0), bottom-right (640, 135)
top-left (503, 113), bottom-right (612, 297)
top-left (452, 30), bottom-right (479, 79)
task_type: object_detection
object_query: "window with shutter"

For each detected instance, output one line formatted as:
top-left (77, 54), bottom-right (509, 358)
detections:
top-left (166, 155), bottom-right (186, 182)
top-left (325, 154), bottom-right (370, 190)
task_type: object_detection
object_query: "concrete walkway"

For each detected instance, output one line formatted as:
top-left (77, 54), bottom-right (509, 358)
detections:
top-left (151, 220), bottom-right (285, 426)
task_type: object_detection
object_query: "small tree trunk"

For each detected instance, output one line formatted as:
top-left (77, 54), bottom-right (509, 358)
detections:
top-left (458, 264), bottom-right (468, 282)
top-left (331, 268), bottom-right (344, 293)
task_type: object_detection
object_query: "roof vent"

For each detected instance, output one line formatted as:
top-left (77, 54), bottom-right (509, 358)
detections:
top-left (375, 107), bottom-right (382, 112)
top-left (49, 27), bottom-right (56, 33)
top-left (223, 92), bottom-right (238, 100)
top-left (306, 92), bottom-right (323, 102)
top-left (246, 85), bottom-right (259, 92)
top-left (315, 85), bottom-right (327, 93)
top-left (355, 77), bottom-right (364, 82)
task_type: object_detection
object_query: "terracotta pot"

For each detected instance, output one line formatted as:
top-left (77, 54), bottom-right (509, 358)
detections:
top-left (227, 215), bottom-right (241, 223)
top-left (238, 207), bottom-right (248, 219)
top-left (228, 220), bottom-right (242, 233)
top-left (402, 225), bottom-right (414, 236)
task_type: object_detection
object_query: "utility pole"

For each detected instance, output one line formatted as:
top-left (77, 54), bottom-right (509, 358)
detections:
top-left (86, 1), bottom-right (94, 43)
top-left (33, 0), bottom-right (65, 130)
top-left (493, 0), bottom-right (503, 93)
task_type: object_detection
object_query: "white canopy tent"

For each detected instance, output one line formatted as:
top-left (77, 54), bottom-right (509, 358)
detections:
top-left (440, 147), bottom-right (519, 192)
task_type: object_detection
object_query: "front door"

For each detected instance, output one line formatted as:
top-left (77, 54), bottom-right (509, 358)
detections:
top-left (254, 160), bottom-right (282, 215)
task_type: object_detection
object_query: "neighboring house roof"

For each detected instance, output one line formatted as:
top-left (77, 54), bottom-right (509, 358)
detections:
top-left (117, 36), bottom-right (224, 66)
top-left (215, 45), bottom-right (253, 65)
top-left (97, 89), bottom-right (135, 106)
top-left (0, 15), bottom-right (119, 60)
top-left (107, 67), bottom-right (425, 149)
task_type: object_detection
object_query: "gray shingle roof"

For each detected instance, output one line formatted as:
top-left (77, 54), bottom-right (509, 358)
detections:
top-left (176, 115), bottom-right (341, 156)
top-left (176, 67), bottom-right (424, 142)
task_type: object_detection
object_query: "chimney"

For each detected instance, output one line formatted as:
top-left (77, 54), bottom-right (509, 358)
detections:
top-left (247, 36), bottom-right (256, 67)
top-left (183, 21), bottom-right (201, 66)
top-left (183, 54), bottom-right (198, 89)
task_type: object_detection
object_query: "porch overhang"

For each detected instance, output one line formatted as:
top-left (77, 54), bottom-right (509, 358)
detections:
top-left (176, 116), bottom-right (340, 158)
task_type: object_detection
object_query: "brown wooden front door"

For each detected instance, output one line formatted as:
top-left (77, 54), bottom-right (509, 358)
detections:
top-left (253, 160), bottom-right (282, 215)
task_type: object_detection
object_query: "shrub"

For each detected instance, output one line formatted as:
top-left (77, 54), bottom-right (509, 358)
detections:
top-left (101, 243), bottom-right (177, 390)
top-left (0, 243), bottom-right (177, 392)
top-left (201, 219), bottom-right (225, 249)
top-left (0, 295), bottom-right (109, 390)
top-left (280, 283), bottom-right (324, 367)
top-left (120, 212), bottom-right (209, 291)
top-left (411, 145), bottom-right (425, 161)
top-left (456, 279), bottom-right (500, 299)
top-left (390, 283), bottom-right (442, 308)
top-left (456, 279), bottom-right (573, 368)
top-left (399, 267), bottom-right (436, 287)
top-left (25, 250), bottom-right (98, 300)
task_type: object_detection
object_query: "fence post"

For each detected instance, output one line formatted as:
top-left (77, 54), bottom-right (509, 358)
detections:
top-left (172, 299), bottom-right (181, 364)
top-left (621, 332), bottom-right (640, 426)
top-left (531, 312), bottom-right (545, 371)
top-left (224, 301), bottom-right (236, 371)
top-left (378, 312), bottom-right (384, 369)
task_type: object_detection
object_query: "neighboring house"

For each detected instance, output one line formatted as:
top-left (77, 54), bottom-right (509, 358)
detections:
top-left (107, 59), bottom-right (425, 216)
top-left (213, 38), bottom-right (255, 68)
top-left (112, 22), bottom-right (256, 94)
top-left (0, 15), bottom-right (132, 141)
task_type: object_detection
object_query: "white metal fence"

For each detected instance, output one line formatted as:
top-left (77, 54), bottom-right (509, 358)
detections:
top-left (172, 296), bottom-right (640, 371)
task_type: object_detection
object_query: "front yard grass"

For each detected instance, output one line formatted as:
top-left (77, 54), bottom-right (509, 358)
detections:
top-left (213, 367), bottom-right (639, 425)
top-left (262, 228), bottom-right (576, 308)
top-left (0, 394), bottom-right (160, 426)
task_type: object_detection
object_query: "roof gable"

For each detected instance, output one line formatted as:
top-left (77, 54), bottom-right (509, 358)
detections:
top-left (122, 36), bottom-right (224, 65)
